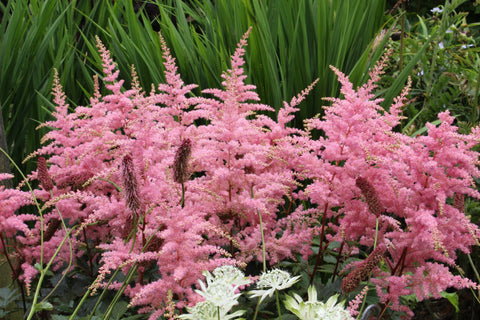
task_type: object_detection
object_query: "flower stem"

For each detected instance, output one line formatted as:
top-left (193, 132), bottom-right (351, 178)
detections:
top-left (180, 182), bottom-right (185, 208)
top-left (251, 185), bottom-right (266, 272)
top-left (258, 209), bottom-right (267, 273)
top-left (374, 217), bottom-right (379, 249)
top-left (252, 298), bottom-right (261, 320)
top-left (275, 290), bottom-right (282, 320)
top-left (310, 203), bottom-right (329, 285)
top-left (26, 225), bottom-right (77, 320)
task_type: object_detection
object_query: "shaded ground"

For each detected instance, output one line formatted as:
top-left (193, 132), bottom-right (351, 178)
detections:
top-left (412, 289), bottom-right (479, 320)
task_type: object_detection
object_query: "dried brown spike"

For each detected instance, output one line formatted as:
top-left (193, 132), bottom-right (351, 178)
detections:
top-left (342, 244), bottom-right (386, 293)
top-left (145, 235), bottom-right (164, 252)
top-left (453, 193), bottom-right (465, 213)
top-left (173, 139), bottom-right (192, 184)
top-left (56, 171), bottom-right (94, 191)
top-left (361, 244), bottom-right (386, 276)
top-left (356, 176), bottom-right (384, 216)
top-left (122, 154), bottom-right (141, 213)
top-left (43, 218), bottom-right (61, 242)
top-left (37, 157), bottom-right (54, 191)
top-left (341, 269), bottom-right (362, 294)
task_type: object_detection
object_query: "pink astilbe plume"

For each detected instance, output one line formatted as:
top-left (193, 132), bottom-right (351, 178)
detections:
top-left (190, 28), bottom-right (315, 265)
top-left (300, 57), bottom-right (480, 317)
top-left (1, 29), bottom-right (319, 318)
top-left (4, 34), bottom-right (226, 317)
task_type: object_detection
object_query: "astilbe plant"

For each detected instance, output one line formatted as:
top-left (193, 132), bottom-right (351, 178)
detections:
top-left (298, 56), bottom-right (480, 317)
top-left (0, 30), bottom-right (319, 318)
top-left (0, 28), bottom-right (479, 319)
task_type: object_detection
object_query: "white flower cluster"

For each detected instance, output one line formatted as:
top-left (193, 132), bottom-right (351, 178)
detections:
top-left (179, 265), bottom-right (251, 320)
top-left (285, 286), bottom-right (354, 320)
top-left (249, 268), bottom-right (301, 303)
top-left (180, 266), bottom-right (352, 320)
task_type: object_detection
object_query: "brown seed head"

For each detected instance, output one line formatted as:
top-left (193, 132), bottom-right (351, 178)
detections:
top-left (356, 176), bottom-right (384, 216)
top-left (342, 244), bottom-right (385, 293)
top-left (173, 139), bottom-right (192, 184)
top-left (37, 157), bottom-right (54, 191)
top-left (122, 154), bottom-right (141, 213)
top-left (453, 193), bottom-right (465, 213)
top-left (56, 171), bottom-right (94, 191)
top-left (342, 268), bottom-right (363, 294)
top-left (43, 218), bottom-right (61, 242)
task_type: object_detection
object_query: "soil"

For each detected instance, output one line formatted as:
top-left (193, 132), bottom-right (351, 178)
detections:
top-left (412, 289), bottom-right (479, 320)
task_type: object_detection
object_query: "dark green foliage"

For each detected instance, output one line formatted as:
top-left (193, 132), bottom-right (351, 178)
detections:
top-left (0, 0), bottom-right (386, 180)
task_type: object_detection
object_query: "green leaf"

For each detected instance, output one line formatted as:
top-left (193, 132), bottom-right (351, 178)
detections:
top-left (441, 291), bottom-right (459, 313)
top-left (35, 301), bottom-right (54, 311)
top-left (0, 287), bottom-right (20, 307)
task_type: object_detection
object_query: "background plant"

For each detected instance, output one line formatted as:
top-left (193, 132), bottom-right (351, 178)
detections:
top-left (382, 0), bottom-right (480, 133)
top-left (0, 0), bottom-right (387, 179)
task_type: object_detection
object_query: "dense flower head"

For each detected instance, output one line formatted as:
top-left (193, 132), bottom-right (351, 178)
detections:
top-left (180, 265), bottom-right (248, 320)
top-left (285, 286), bottom-right (354, 320)
top-left (249, 269), bottom-right (301, 303)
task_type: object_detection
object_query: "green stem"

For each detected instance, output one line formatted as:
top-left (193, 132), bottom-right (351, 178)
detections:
top-left (69, 287), bottom-right (92, 320)
top-left (373, 217), bottom-right (379, 249)
top-left (101, 264), bottom-right (139, 320)
top-left (468, 253), bottom-right (480, 284)
top-left (258, 210), bottom-right (267, 273)
top-left (252, 298), bottom-right (262, 320)
top-left (180, 182), bottom-right (185, 208)
top-left (275, 290), bottom-right (282, 320)
top-left (356, 287), bottom-right (369, 320)
top-left (85, 268), bottom-right (123, 320)
top-left (251, 185), bottom-right (266, 272)
top-left (40, 199), bottom-right (75, 304)
top-left (26, 225), bottom-right (78, 320)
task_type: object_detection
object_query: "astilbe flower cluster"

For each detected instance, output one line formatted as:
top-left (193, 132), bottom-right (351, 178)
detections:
top-left (0, 28), bottom-right (479, 319)
top-left (299, 56), bottom-right (480, 316)
top-left (0, 30), bottom-right (317, 318)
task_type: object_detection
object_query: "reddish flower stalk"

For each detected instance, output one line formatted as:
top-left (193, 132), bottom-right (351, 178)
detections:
top-left (122, 154), bottom-right (141, 213)
top-left (37, 157), bottom-right (53, 191)
top-left (173, 139), bottom-right (191, 184)
top-left (356, 176), bottom-right (384, 216)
